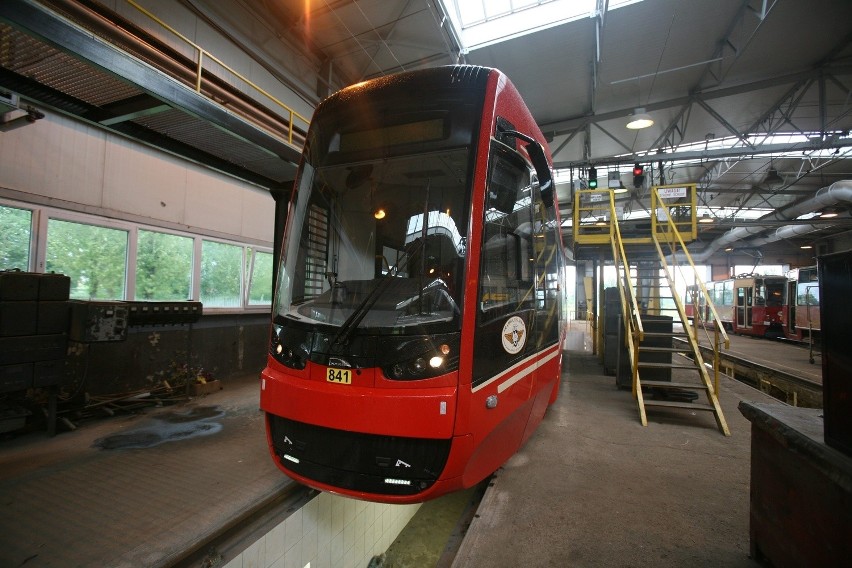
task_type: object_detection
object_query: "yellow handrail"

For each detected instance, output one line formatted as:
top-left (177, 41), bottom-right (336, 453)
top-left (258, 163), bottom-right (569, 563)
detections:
top-left (652, 187), bottom-right (730, 350)
top-left (125, 0), bottom-right (310, 146)
top-left (606, 193), bottom-right (644, 343)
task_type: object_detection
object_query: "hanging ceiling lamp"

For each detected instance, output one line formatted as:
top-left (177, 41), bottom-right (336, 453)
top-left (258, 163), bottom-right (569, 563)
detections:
top-left (626, 107), bottom-right (654, 129)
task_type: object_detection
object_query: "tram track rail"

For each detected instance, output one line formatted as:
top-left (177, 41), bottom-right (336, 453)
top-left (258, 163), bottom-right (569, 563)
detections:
top-left (675, 338), bottom-right (823, 408)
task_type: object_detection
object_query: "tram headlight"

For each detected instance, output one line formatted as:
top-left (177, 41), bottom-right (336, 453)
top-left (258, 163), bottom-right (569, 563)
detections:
top-left (269, 323), bottom-right (309, 370)
top-left (382, 337), bottom-right (459, 380)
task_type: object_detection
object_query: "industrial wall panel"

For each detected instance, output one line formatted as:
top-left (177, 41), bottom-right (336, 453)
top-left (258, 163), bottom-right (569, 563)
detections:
top-left (0, 334), bottom-right (68, 365)
top-left (0, 301), bottom-right (38, 336)
top-left (0, 271), bottom-right (39, 301)
top-left (0, 362), bottom-right (34, 393)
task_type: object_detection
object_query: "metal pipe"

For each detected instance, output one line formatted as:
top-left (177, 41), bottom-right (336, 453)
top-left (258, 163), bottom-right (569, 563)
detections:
top-left (682, 179), bottom-right (852, 261)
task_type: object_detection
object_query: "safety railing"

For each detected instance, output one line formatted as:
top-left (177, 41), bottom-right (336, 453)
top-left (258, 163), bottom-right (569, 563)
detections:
top-left (605, 193), bottom-right (644, 398)
top-left (652, 186), bottom-right (730, 390)
top-left (573, 189), bottom-right (617, 245)
top-left (651, 183), bottom-right (698, 242)
top-left (125, 0), bottom-right (310, 147)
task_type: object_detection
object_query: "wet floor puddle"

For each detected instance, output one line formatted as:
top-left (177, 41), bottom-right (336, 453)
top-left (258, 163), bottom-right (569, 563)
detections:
top-left (93, 406), bottom-right (225, 450)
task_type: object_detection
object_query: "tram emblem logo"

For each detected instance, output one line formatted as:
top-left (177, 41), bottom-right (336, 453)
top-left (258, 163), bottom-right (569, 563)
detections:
top-left (395, 459), bottom-right (411, 468)
top-left (501, 316), bottom-right (527, 355)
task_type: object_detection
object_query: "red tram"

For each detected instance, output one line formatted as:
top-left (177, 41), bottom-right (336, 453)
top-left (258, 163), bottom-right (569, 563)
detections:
top-left (783, 266), bottom-right (821, 342)
top-left (260, 66), bottom-right (568, 503)
top-left (686, 275), bottom-right (786, 337)
top-left (685, 270), bottom-right (820, 341)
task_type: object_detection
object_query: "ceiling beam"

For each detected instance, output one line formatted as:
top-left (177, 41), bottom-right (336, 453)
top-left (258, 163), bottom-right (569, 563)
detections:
top-left (0, 0), bottom-right (302, 164)
top-left (555, 137), bottom-right (852, 169)
top-left (539, 64), bottom-right (852, 138)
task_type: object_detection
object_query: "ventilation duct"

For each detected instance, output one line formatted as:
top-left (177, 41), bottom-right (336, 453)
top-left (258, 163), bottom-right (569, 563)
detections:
top-left (681, 180), bottom-right (852, 262)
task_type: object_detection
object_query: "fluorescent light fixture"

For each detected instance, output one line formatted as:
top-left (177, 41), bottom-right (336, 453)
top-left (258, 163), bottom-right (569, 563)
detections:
top-left (800, 244), bottom-right (813, 250)
top-left (626, 108), bottom-right (654, 129)
top-left (698, 213), bottom-right (714, 224)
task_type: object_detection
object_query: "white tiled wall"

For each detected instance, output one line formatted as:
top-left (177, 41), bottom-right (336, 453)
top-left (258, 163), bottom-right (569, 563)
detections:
top-left (223, 492), bottom-right (420, 568)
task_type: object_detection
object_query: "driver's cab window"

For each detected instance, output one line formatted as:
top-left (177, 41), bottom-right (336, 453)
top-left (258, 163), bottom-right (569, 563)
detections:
top-left (479, 143), bottom-right (534, 323)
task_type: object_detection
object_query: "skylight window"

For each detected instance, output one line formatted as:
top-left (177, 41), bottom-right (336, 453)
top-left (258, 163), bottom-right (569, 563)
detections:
top-left (440, 0), bottom-right (596, 52)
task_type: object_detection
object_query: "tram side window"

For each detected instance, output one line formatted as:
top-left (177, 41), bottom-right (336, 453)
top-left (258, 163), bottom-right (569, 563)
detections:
top-left (723, 280), bottom-right (734, 306)
top-left (797, 280), bottom-right (819, 306)
top-left (712, 282), bottom-right (722, 306)
top-left (532, 192), bottom-right (561, 347)
top-left (479, 146), bottom-right (534, 322)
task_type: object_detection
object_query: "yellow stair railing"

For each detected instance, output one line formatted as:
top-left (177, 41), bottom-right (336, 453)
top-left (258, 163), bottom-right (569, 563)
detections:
top-left (604, 194), bottom-right (646, 421)
top-left (650, 187), bottom-right (731, 435)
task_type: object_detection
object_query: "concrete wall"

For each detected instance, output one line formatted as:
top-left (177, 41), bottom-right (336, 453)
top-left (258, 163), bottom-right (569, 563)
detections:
top-left (223, 492), bottom-right (420, 568)
top-left (0, 110), bottom-right (275, 246)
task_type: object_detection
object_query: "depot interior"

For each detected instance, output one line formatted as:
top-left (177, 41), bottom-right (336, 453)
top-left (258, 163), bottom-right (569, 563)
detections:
top-left (1, 1), bottom-right (851, 567)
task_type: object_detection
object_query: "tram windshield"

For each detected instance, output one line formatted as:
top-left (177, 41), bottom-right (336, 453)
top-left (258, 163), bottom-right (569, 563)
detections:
top-left (273, 148), bottom-right (470, 335)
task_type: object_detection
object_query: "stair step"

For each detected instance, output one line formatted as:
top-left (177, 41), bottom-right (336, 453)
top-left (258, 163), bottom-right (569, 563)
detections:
top-left (638, 346), bottom-right (690, 353)
top-left (643, 399), bottom-right (715, 412)
top-left (642, 331), bottom-right (690, 337)
top-left (637, 362), bottom-right (698, 370)
top-left (641, 380), bottom-right (707, 390)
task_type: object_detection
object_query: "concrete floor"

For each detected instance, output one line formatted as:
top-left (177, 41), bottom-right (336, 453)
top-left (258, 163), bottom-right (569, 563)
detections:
top-left (0, 373), bottom-right (287, 568)
top-left (450, 340), bottom-right (781, 568)
top-left (0, 319), bottom-right (804, 568)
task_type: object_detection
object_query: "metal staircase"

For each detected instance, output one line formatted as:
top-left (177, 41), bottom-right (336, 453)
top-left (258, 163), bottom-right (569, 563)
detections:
top-left (573, 186), bottom-right (731, 435)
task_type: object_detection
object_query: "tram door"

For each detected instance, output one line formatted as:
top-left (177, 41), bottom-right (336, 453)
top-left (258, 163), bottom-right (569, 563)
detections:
top-left (736, 279), bottom-right (754, 329)
top-left (786, 280), bottom-right (797, 336)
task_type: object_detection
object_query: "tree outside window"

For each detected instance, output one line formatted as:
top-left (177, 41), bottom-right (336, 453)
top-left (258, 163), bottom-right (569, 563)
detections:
top-left (136, 230), bottom-right (193, 300)
top-left (201, 240), bottom-right (242, 307)
top-left (247, 249), bottom-right (273, 305)
top-left (46, 219), bottom-right (127, 300)
top-left (0, 205), bottom-right (32, 271)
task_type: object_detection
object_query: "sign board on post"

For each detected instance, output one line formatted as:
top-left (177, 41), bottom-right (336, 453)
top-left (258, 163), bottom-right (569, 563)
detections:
top-left (658, 186), bottom-right (688, 199)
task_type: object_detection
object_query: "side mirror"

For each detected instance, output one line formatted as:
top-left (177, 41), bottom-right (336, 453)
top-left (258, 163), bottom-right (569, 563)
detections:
top-left (500, 130), bottom-right (554, 208)
top-left (524, 140), bottom-right (554, 208)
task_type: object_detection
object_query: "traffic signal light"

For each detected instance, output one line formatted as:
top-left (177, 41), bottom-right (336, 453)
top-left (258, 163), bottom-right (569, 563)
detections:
top-left (588, 166), bottom-right (598, 189)
top-left (632, 163), bottom-right (645, 188)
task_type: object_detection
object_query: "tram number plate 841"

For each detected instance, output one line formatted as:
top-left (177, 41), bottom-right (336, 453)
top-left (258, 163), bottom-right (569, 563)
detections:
top-left (326, 367), bottom-right (351, 384)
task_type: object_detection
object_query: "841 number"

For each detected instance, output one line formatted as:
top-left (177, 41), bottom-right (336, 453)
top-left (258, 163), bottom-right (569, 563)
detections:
top-left (326, 368), bottom-right (351, 384)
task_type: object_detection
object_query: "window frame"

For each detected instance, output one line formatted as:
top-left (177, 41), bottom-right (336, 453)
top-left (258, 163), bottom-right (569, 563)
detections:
top-left (0, 197), bottom-right (273, 313)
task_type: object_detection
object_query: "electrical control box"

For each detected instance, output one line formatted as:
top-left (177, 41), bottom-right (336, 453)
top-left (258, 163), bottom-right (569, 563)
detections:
top-left (68, 301), bottom-right (128, 342)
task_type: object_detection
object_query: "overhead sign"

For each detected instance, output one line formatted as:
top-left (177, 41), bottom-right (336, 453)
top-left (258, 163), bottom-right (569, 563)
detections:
top-left (658, 186), bottom-right (688, 199)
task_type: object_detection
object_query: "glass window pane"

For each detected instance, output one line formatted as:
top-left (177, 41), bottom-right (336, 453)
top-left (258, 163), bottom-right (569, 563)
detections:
top-left (136, 230), bottom-right (193, 300)
top-left (248, 250), bottom-right (273, 306)
top-left (479, 146), bottom-right (534, 322)
top-left (0, 204), bottom-right (32, 271)
top-left (46, 219), bottom-right (128, 300)
top-left (201, 240), bottom-right (242, 307)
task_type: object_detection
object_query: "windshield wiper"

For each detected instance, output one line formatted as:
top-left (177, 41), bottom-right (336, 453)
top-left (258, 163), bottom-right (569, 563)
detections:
top-left (330, 237), bottom-right (424, 347)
